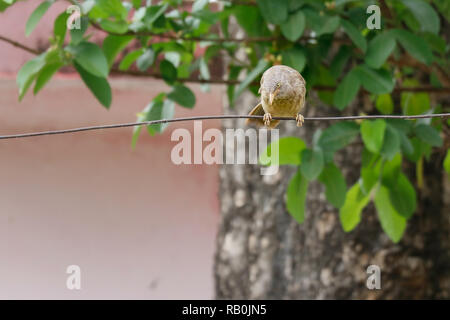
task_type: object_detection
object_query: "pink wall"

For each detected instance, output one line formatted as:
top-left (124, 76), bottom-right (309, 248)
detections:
top-left (0, 1), bottom-right (221, 299)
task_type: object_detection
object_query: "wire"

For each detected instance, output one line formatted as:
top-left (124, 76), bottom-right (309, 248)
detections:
top-left (0, 113), bottom-right (448, 140)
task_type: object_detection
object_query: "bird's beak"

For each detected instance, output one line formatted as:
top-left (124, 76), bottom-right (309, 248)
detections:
top-left (269, 91), bottom-right (276, 105)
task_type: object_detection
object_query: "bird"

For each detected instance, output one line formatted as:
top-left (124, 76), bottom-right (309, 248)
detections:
top-left (246, 65), bottom-right (306, 129)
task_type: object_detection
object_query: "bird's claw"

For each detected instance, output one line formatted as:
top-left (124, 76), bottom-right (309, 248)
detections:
top-left (263, 113), bottom-right (272, 127)
top-left (296, 114), bottom-right (304, 127)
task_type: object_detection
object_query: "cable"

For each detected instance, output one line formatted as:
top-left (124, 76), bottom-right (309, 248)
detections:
top-left (0, 113), bottom-right (448, 140)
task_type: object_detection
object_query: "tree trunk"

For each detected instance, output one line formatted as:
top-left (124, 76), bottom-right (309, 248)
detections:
top-left (214, 90), bottom-right (450, 299)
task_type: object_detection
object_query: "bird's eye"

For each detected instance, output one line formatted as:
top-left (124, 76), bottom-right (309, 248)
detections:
top-left (276, 83), bottom-right (281, 88)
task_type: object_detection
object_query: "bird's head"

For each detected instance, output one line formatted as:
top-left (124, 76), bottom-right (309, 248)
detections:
top-left (260, 65), bottom-right (303, 105)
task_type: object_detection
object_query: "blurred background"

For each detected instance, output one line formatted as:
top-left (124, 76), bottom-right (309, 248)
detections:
top-left (0, 1), bottom-right (221, 299)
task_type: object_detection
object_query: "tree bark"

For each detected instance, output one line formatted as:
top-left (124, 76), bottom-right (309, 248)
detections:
top-left (214, 90), bottom-right (450, 299)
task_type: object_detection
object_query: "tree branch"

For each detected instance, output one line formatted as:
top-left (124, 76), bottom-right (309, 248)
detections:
top-left (0, 35), bottom-right (40, 55)
top-left (1, 34), bottom-right (449, 93)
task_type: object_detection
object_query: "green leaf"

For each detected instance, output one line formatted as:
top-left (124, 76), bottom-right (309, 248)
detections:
top-left (316, 15), bottom-right (340, 36)
top-left (131, 0), bottom-right (141, 9)
top-left (333, 68), bottom-right (360, 110)
top-left (119, 48), bottom-right (144, 71)
top-left (434, 0), bottom-right (450, 22)
top-left (339, 182), bottom-right (370, 232)
top-left (99, 19), bottom-right (129, 34)
top-left (365, 32), bottom-right (396, 69)
top-left (423, 33), bottom-right (446, 54)
top-left (132, 125), bottom-right (143, 148)
top-left (165, 52), bottom-right (181, 68)
top-left (380, 125), bottom-right (400, 160)
top-left (374, 185), bottom-right (407, 243)
top-left (286, 169), bottom-right (309, 224)
top-left (387, 118), bottom-right (413, 135)
top-left (25, 0), bottom-right (53, 36)
top-left (340, 19), bottom-right (366, 52)
top-left (376, 93), bottom-right (393, 115)
top-left (414, 124), bottom-right (443, 147)
top-left (0, 0), bottom-right (16, 12)
top-left (95, 0), bottom-right (127, 20)
top-left (362, 147), bottom-right (378, 168)
top-left (54, 11), bottom-right (70, 45)
top-left (303, 8), bottom-right (340, 36)
top-left (400, 0), bottom-right (440, 34)
top-left (316, 66), bottom-right (336, 105)
top-left (226, 65), bottom-right (242, 107)
top-left (330, 46), bottom-right (351, 79)
top-left (144, 98), bottom-right (175, 134)
top-left (281, 46), bottom-right (306, 73)
top-left (281, 10), bottom-right (305, 42)
top-left (361, 165), bottom-right (378, 195)
top-left (399, 133), bottom-right (414, 155)
top-left (81, 0), bottom-right (95, 15)
top-left (405, 137), bottom-right (430, 162)
top-left (144, 4), bottom-right (169, 27)
top-left (319, 163), bottom-right (347, 208)
top-left (360, 119), bottom-right (386, 153)
top-left (259, 137), bottom-right (306, 166)
top-left (136, 48), bottom-right (155, 71)
top-left (234, 60), bottom-right (268, 100)
top-left (381, 153), bottom-right (402, 186)
top-left (193, 0), bottom-right (208, 13)
top-left (318, 122), bottom-right (359, 153)
top-left (16, 53), bottom-right (47, 100)
top-left (288, 0), bottom-right (304, 11)
top-left (300, 148), bottom-right (324, 181)
top-left (167, 84), bottom-right (196, 108)
top-left (392, 29), bottom-right (433, 65)
top-left (444, 150), bottom-right (450, 174)
top-left (355, 65), bottom-right (394, 94)
top-left (233, 5), bottom-right (270, 37)
top-left (401, 80), bottom-right (431, 115)
top-left (33, 62), bottom-right (63, 95)
top-left (132, 96), bottom-right (169, 147)
top-left (388, 173), bottom-right (416, 219)
top-left (71, 42), bottom-right (109, 78)
top-left (102, 35), bottom-right (133, 67)
top-left (159, 60), bottom-right (177, 85)
top-left (256, 0), bottom-right (288, 24)
top-left (74, 62), bottom-right (111, 108)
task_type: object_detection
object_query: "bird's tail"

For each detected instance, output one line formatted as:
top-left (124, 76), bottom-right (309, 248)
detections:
top-left (245, 103), bottom-right (280, 129)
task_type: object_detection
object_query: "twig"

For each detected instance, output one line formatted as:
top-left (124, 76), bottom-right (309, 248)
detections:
top-left (0, 35), bottom-right (40, 55)
top-left (1, 113), bottom-right (448, 140)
